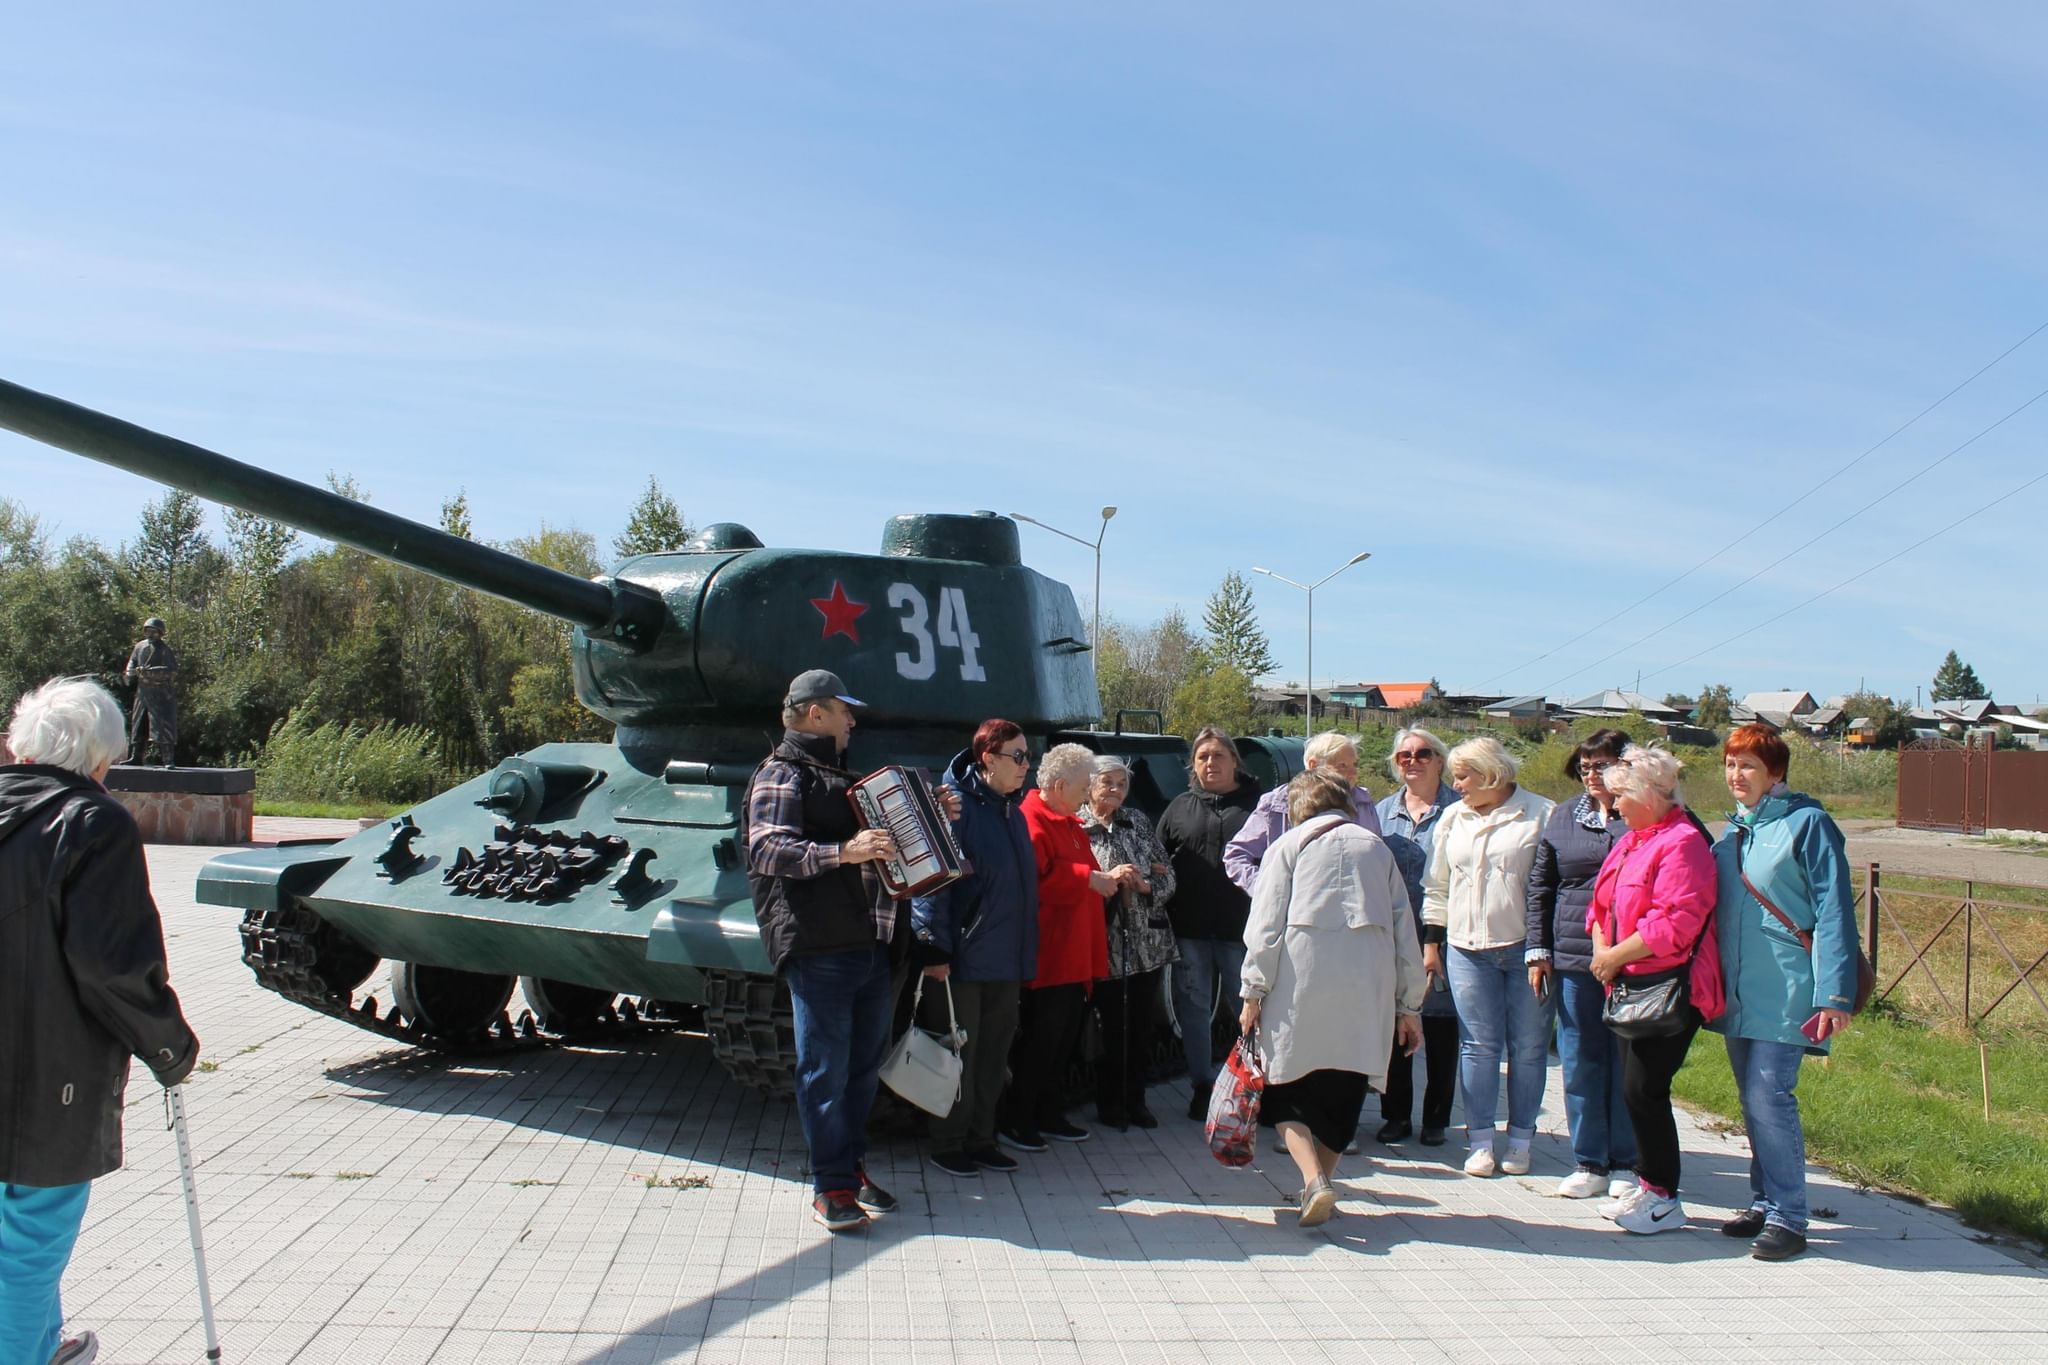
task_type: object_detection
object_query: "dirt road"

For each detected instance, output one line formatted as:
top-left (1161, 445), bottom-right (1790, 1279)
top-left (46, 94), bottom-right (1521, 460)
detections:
top-left (1836, 819), bottom-right (2048, 890)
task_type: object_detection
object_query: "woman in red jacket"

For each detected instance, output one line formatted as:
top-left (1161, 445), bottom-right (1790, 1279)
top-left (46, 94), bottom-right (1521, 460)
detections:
top-left (997, 743), bottom-right (1134, 1151)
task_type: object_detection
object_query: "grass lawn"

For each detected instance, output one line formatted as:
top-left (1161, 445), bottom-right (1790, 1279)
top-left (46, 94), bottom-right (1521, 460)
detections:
top-left (1674, 1007), bottom-right (2048, 1250)
top-left (254, 800), bottom-right (403, 821)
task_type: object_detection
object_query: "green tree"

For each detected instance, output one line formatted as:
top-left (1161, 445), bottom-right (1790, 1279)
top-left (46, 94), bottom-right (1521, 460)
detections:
top-left (613, 477), bottom-right (692, 559)
top-left (1931, 650), bottom-right (1988, 702)
top-left (1840, 691), bottom-right (1914, 748)
top-left (1694, 683), bottom-right (1735, 729)
top-left (1661, 692), bottom-right (1694, 712)
top-left (131, 489), bottom-right (211, 608)
top-left (1095, 608), bottom-right (1203, 722)
top-left (1167, 655), bottom-right (1254, 738)
top-left (1201, 571), bottom-right (1277, 679)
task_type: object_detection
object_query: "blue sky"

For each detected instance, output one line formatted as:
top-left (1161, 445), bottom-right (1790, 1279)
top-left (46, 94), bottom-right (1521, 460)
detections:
top-left (3, 3), bottom-right (2044, 706)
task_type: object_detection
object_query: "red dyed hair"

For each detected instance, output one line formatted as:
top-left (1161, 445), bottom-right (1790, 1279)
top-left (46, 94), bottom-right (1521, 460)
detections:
top-left (971, 717), bottom-right (1024, 764)
top-left (1722, 722), bottom-right (1790, 778)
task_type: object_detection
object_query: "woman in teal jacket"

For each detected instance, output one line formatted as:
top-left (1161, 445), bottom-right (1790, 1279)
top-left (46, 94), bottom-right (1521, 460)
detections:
top-left (1709, 724), bottom-right (1860, 1263)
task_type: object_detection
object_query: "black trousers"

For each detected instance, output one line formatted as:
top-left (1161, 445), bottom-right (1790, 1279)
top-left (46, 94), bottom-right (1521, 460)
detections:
top-left (919, 978), bottom-right (1020, 1154)
top-left (1621, 1013), bottom-right (1702, 1196)
top-left (1380, 1013), bottom-right (1460, 1129)
top-left (1001, 982), bottom-right (1090, 1130)
top-left (1092, 967), bottom-right (1163, 1116)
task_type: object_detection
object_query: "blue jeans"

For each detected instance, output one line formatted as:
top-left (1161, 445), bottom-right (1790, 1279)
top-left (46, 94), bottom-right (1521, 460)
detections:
top-left (1172, 937), bottom-right (1246, 1088)
top-left (1725, 1035), bottom-right (1810, 1233)
top-left (1448, 943), bottom-right (1555, 1142)
top-left (1557, 968), bottom-right (1637, 1173)
top-left (784, 944), bottom-right (894, 1196)
top-left (1, 1181), bottom-right (92, 1365)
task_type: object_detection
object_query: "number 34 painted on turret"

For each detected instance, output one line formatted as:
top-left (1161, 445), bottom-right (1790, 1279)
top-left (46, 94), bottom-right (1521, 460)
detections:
top-left (890, 583), bottom-right (985, 683)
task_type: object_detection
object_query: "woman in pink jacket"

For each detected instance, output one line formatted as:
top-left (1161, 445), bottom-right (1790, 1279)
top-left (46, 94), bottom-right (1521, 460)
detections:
top-left (1585, 744), bottom-right (1724, 1236)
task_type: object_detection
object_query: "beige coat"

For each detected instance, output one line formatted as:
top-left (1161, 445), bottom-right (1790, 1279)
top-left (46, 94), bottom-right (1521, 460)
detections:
top-left (1239, 814), bottom-right (1426, 1089)
top-left (1421, 785), bottom-right (1555, 950)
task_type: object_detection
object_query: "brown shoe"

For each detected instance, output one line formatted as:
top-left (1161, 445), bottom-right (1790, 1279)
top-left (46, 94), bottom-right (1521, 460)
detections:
top-left (1298, 1176), bottom-right (1338, 1227)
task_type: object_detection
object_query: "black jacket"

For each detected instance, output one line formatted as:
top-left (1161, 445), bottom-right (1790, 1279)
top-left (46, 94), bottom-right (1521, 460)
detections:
top-left (1156, 776), bottom-right (1262, 941)
top-left (1525, 795), bottom-right (1627, 973)
top-left (0, 765), bottom-right (199, 1187)
top-left (744, 732), bottom-right (903, 970)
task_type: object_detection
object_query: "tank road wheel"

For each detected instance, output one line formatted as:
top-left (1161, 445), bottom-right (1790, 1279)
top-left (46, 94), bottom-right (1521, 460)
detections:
top-left (239, 905), bottom-right (380, 1002)
top-left (519, 977), bottom-right (618, 1033)
top-left (390, 961), bottom-right (516, 1040)
top-left (702, 969), bottom-right (797, 1097)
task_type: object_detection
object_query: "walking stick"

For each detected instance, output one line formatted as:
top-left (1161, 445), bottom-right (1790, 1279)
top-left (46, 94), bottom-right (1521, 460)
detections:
top-left (167, 1085), bottom-right (223, 1362)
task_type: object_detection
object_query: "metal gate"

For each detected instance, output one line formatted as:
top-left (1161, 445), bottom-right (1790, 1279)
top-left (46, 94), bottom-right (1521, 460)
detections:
top-left (1898, 735), bottom-right (2048, 834)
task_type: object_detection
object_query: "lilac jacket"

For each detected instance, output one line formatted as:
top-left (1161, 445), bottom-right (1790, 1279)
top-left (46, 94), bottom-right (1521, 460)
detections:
top-left (1223, 783), bottom-right (1381, 895)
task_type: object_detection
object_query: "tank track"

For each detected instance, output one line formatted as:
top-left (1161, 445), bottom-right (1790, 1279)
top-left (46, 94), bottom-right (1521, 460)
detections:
top-left (238, 904), bottom-right (676, 1053)
top-left (701, 969), bottom-right (799, 1097)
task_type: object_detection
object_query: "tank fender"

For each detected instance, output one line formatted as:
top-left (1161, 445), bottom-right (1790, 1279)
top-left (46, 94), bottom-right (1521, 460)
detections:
top-left (197, 845), bottom-right (350, 911)
top-left (647, 898), bottom-right (774, 975)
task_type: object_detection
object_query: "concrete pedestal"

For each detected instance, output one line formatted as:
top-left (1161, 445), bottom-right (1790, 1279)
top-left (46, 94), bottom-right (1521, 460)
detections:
top-left (105, 765), bottom-right (255, 844)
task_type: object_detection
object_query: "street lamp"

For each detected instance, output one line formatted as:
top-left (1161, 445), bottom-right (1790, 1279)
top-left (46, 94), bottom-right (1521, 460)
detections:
top-left (1252, 551), bottom-right (1371, 737)
top-left (1011, 506), bottom-right (1118, 667)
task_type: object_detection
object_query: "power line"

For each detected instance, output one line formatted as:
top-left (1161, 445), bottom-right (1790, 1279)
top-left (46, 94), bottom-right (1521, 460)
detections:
top-left (1476, 319), bottom-right (2048, 690)
top-left (1534, 379), bottom-right (2048, 697)
top-left (1641, 463), bottom-right (2048, 686)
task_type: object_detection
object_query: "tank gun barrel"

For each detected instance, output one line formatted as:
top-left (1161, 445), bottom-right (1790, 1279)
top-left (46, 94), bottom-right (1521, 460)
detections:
top-left (0, 377), bottom-right (662, 649)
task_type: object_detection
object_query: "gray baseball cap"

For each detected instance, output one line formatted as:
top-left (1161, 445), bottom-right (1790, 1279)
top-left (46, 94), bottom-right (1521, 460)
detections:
top-left (785, 669), bottom-right (865, 709)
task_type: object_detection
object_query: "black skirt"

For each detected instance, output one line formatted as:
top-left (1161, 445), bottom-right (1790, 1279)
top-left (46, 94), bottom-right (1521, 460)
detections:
top-left (1259, 1068), bottom-right (1370, 1154)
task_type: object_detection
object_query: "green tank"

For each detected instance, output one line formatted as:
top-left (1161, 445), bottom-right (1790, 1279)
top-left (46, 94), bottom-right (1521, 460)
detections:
top-left (0, 377), bottom-right (1306, 1092)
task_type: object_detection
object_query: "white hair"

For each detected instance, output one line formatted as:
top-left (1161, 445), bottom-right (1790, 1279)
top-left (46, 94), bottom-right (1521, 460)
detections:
top-left (1037, 742), bottom-right (1095, 794)
top-left (6, 677), bottom-right (127, 777)
top-left (1089, 754), bottom-right (1131, 782)
top-left (1304, 730), bottom-right (1357, 767)
top-left (1607, 744), bottom-right (1686, 805)
top-left (1386, 726), bottom-right (1449, 780)
top-left (1447, 735), bottom-right (1518, 792)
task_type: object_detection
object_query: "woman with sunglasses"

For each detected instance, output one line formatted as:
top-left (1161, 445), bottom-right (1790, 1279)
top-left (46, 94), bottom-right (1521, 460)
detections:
top-left (910, 719), bottom-right (1044, 1179)
top-left (1371, 727), bottom-right (1460, 1146)
top-left (1525, 728), bottom-right (1636, 1200)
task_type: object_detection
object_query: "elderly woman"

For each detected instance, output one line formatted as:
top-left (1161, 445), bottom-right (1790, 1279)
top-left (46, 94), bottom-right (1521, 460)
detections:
top-left (911, 719), bottom-right (1040, 1178)
top-left (1525, 728), bottom-right (1635, 1199)
top-left (1585, 745), bottom-right (1722, 1236)
top-left (1224, 730), bottom-right (1381, 894)
top-left (1, 679), bottom-right (199, 1365)
top-left (1240, 770), bottom-right (1425, 1227)
top-left (1710, 724), bottom-right (1860, 1262)
top-left (1081, 756), bottom-right (1178, 1130)
top-left (1157, 727), bottom-right (1264, 1119)
top-left (1372, 726), bottom-right (1461, 1146)
top-left (997, 742), bottom-right (1131, 1151)
top-left (1421, 736), bottom-right (1555, 1178)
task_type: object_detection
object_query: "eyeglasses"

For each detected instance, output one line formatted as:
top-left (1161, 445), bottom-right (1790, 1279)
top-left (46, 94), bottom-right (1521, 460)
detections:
top-left (1394, 750), bottom-right (1437, 763)
top-left (1000, 749), bottom-right (1031, 765)
top-left (1580, 761), bottom-right (1615, 775)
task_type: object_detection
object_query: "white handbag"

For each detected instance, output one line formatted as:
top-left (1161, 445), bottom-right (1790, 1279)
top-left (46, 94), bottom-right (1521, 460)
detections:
top-left (879, 975), bottom-right (966, 1117)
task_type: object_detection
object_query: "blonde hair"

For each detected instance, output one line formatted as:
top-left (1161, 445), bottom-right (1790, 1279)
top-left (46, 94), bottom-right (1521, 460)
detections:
top-left (1447, 735), bottom-right (1518, 792)
top-left (1606, 744), bottom-right (1685, 805)
top-left (1304, 730), bottom-right (1357, 767)
top-left (1287, 768), bottom-right (1355, 826)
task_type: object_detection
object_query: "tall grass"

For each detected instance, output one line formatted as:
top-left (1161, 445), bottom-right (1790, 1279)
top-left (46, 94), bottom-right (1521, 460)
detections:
top-left (250, 710), bottom-right (450, 806)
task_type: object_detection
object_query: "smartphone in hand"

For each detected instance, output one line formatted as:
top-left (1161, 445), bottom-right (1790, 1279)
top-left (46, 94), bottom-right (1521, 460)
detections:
top-left (1800, 1011), bottom-right (1829, 1044)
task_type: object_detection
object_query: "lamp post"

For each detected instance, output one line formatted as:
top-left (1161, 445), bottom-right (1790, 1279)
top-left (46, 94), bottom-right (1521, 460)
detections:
top-left (1252, 551), bottom-right (1371, 737)
top-left (1011, 506), bottom-right (1117, 665)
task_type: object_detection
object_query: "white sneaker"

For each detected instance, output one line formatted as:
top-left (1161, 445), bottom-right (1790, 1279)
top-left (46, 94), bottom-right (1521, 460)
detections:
top-left (1615, 1193), bottom-right (1687, 1234)
top-left (1607, 1171), bottom-right (1637, 1199)
top-left (1499, 1142), bottom-right (1532, 1176)
top-left (1599, 1182), bottom-right (1649, 1220)
top-left (1462, 1145), bottom-right (1498, 1177)
top-left (1555, 1169), bottom-right (1607, 1199)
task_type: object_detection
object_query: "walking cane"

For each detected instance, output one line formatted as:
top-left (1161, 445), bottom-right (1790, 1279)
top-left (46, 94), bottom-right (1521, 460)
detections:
top-left (167, 1085), bottom-right (224, 1362)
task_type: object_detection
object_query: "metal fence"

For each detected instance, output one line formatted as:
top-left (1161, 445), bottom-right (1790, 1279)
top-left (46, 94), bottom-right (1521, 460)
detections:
top-left (1862, 864), bottom-right (2048, 1027)
top-left (1897, 737), bottom-right (2048, 834)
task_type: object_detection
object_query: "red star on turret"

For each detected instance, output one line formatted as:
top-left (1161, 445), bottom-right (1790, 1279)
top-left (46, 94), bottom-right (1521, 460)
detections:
top-left (811, 580), bottom-right (868, 642)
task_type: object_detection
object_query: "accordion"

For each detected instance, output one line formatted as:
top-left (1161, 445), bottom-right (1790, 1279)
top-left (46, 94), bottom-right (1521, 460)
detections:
top-left (848, 765), bottom-right (972, 898)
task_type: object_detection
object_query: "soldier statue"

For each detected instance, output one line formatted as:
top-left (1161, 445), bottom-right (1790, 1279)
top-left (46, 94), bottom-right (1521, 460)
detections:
top-left (123, 616), bottom-right (180, 766)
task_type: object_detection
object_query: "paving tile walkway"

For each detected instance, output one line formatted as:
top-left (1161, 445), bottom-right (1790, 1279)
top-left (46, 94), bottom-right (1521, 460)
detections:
top-left (58, 841), bottom-right (2048, 1363)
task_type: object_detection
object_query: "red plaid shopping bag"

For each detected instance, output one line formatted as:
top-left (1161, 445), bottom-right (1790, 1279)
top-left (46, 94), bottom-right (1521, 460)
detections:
top-left (1204, 1027), bottom-right (1266, 1167)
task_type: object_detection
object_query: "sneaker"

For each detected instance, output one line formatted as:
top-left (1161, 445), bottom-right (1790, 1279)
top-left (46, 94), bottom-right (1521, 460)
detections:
top-left (1615, 1193), bottom-right (1686, 1235)
top-left (51, 1333), bottom-right (100, 1365)
top-left (997, 1127), bottom-right (1049, 1154)
top-left (1298, 1175), bottom-right (1339, 1227)
top-left (1750, 1224), bottom-right (1809, 1261)
top-left (1187, 1084), bottom-right (1212, 1121)
top-left (1375, 1119), bottom-right (1413, 1144)
top-left (811, 1190), bottom-right (868, 1233)
top-left (855, 1169), bottom-right (898, 1213)
top-left (1721, 1207), bottom-right (1768, 1239)
top-left (1556, 1168), bottom-right (1608, 1199)
top-left (1499, 1142), bottom-right (1532, 1176)
top-left (1607, 1171), bottom-right (1638, 1199)
top-left (1462, 1145), bottom-right (1498, 1177)
top-left (928, 1150), bottom-right (979, 1178)
top-left (1418, 1126), bottom-right (1447, 1147)
top-left (1600, 1182), bottom-right (1650, 1220)
top-left (1041, 1118), bottom-right (1091, 1143)
top-left (970, 1147), bottom-right (1019, 1174)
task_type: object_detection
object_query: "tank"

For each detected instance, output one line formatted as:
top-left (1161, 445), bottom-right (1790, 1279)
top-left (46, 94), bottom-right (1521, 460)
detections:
top-left (0, 376), bottom-right (1305, 1092)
